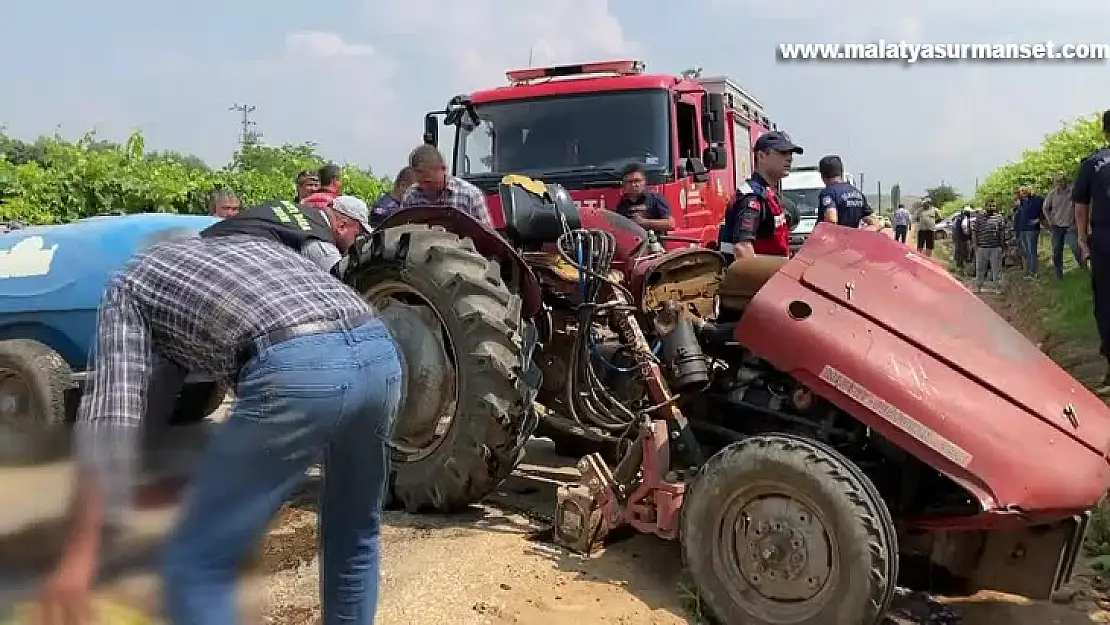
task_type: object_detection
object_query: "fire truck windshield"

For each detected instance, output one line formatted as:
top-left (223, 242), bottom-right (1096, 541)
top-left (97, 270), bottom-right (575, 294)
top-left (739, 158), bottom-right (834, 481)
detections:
top-left (453, 89), bottom-right (671, 181)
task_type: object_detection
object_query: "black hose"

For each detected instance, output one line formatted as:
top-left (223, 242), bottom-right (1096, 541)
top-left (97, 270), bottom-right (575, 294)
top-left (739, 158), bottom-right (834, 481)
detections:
top-left (556, 229), bottom-right (639, 432)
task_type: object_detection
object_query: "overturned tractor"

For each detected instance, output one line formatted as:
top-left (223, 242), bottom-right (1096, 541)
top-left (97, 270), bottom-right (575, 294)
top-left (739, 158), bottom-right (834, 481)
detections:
top-left (347, 176), bottom-right (1108, 625)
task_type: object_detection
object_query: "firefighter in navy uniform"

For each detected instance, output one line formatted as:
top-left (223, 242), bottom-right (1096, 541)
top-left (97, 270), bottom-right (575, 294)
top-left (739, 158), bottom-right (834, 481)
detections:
top-left (201, 196), bottom-right (370, 276)
top-left (719, 131), bottom-right (803, 263)
top-left (1074, 109), bottom-right (1110, 394)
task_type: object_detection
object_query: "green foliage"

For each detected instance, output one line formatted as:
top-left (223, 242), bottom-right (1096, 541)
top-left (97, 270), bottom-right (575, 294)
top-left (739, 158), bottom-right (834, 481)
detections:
top-left (924, 184), bottom-right (959, 207)
top-left (890, 183), bottom-right (901, 209)
top-left (939, 197), bottom-right (967, 217)
top-left (0, 130), bottom-right (390, 224)
top-left (975, 113), bottom-right (1105, 208)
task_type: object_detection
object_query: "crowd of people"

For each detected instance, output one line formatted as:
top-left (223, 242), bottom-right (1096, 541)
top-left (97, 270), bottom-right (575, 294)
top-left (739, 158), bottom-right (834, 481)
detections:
top-left (942, 169), bottom-right (1088, 293)
top-left (935, 109), bottom-right (1110, 393)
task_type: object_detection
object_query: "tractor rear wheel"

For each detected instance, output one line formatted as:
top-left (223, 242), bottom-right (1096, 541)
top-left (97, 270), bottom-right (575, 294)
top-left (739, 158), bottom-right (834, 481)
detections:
top-left (680, 433), bottom-right (898, 625)
top-left (348, 224), bottom-right (539, 513)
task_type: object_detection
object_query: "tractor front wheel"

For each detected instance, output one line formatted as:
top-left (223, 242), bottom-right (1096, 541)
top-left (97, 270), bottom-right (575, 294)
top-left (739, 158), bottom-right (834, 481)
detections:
top-left (680, 433), bottom-right (898, 625)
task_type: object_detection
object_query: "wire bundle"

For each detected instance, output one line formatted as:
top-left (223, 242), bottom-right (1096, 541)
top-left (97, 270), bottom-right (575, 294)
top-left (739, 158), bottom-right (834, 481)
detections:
top-left (555, 228), bottom-right (640, 433)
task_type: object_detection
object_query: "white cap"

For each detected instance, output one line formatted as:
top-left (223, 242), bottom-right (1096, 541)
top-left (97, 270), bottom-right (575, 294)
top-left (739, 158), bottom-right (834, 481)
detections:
top-left (330, 195), bottom-right (371, 232)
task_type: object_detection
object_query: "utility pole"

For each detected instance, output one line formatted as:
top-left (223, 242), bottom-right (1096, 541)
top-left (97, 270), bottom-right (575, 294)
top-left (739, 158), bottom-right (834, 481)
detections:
top-left (230, 103), bottom-right (263, 148)
top-left (877, 181), bottom-right (883, 213)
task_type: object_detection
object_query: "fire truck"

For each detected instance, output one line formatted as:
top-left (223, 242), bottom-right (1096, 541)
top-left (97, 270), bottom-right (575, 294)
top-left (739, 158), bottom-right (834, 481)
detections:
top-left (421, 60), bottom-right (775, 246)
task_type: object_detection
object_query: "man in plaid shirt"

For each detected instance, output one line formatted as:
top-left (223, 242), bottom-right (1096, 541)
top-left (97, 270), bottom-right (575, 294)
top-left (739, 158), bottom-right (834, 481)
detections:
top-left (37, 235), bottom-right (402, 625)
top-left (400, 145), bottom-right (493, 227)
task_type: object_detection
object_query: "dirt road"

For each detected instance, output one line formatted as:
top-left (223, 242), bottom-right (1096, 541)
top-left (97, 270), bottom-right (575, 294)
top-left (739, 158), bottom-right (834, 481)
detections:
top-left (4, 435), bottom-right (1110, 625)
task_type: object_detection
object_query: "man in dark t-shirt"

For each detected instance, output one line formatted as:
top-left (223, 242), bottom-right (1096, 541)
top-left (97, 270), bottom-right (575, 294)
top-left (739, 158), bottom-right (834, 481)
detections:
top-left (817, 155), bottom-right (881, 230)
top-left (613, 162), bottom-right (675, 234)
top-left (1073, 109), bottom-right (1110, 393)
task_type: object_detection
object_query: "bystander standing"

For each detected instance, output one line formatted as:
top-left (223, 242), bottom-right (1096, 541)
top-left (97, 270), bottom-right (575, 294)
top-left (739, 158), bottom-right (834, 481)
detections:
top-left (1015, 186), bottom-right (1044, 278)
top-left (294, 170), bottom-right (320, 203)
top-left (892, 203), bottom-right (911, 243)
top-left (1043, 172), bottom-right (1086, 278)
top-left (972, 200), bottom-right (1006, 293)
top-left (400, 145), bottom-right (492, 227)
top-left (1073, 109), bottom-right (1110, 394)
top-left (915, 202), bottom-right (942, 257)
top-left (370, 167), bottom-right (418, 227)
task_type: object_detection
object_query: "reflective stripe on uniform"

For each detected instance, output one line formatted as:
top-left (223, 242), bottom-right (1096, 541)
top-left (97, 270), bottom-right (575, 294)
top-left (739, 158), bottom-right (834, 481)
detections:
top-left (719, 242), bottom-right (734, 254)
top-left (274, 201), bottom-right (314, 231)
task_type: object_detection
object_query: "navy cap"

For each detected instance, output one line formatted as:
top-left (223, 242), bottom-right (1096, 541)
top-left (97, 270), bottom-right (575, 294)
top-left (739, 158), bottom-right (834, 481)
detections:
top-left (754, 131), bottom-right (803, 155)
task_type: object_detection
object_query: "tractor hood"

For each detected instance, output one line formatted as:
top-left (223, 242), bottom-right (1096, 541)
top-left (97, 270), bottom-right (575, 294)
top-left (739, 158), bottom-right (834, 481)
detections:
top-left (795, 223), bottom-right (1110, 462)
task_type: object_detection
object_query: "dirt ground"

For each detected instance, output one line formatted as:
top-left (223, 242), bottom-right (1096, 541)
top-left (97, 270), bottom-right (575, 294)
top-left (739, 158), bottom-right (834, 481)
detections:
top-left (4, 231), bottom-right (1110, 624)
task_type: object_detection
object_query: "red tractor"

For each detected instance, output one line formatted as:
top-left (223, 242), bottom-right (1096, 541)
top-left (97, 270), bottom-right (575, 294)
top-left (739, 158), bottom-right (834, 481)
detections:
top-left (349, 168), bottom-right (1108, 623)
top-left (421, 59), bottom-right (774, 248)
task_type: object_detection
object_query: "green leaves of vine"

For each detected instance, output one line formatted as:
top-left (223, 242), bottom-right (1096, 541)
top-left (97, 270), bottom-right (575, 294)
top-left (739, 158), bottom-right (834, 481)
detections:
top-left (0, 130), bottom-right (389, 224)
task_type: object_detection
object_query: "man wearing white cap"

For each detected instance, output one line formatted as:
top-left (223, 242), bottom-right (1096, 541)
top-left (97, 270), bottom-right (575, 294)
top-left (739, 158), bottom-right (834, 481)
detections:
top-left (201, 195), bottom-right (370, 276)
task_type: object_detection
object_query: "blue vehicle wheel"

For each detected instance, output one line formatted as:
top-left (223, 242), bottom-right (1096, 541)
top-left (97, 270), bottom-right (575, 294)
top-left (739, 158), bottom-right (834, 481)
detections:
top-left (0, 339), bottom-right (73, 465)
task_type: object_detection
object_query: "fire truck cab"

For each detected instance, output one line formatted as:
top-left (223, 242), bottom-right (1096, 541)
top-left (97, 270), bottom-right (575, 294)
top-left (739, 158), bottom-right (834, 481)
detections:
top-left (422, 60), bottom-right (774, 247)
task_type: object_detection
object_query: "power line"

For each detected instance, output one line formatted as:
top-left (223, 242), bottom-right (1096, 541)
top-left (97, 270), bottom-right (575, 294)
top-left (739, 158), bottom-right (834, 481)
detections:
top-left (229, 103), bottom-right (263, 148)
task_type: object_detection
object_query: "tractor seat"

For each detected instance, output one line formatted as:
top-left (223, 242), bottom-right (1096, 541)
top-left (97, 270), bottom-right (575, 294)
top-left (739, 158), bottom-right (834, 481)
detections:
top-left (718, 255), bottom-right (789, 311)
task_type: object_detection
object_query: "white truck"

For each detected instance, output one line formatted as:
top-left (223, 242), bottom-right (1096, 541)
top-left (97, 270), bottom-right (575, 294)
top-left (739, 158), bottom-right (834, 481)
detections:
top-left (782, 165), bottom-right (855, 253)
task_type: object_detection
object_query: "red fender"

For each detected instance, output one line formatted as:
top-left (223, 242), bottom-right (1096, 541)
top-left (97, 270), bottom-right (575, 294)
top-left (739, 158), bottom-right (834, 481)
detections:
top-left (377, 206), bottom-right (543, 317)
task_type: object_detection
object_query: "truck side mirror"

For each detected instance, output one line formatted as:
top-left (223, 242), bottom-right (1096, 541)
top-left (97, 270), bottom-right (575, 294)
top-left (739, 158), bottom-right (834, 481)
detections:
top-left (686, 158), bottom-right (709, 183)
top-left (700, 93), bottom-right (727, 144)
top-left (702, 146), bottom-right (727, 170)
top-left (423, 114), bottom-right (439, 147)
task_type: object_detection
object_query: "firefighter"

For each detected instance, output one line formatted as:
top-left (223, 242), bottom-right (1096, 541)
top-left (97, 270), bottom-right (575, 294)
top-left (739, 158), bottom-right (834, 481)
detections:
top-left (719, 131), bottom-right (803, 263)
top-left (200, 196), bottom-right (370, 276)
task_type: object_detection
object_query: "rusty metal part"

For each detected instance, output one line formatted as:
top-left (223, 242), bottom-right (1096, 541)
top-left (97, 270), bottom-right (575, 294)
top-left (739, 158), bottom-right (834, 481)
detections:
top-left (638, 249), bottom-right (724, 317)
top-left (791, 385), bottom-right (815, 411)
top-left (735, 496), bottom-right (832, 602)
top-left (553, 481), bottom-right (607, 555)
top-left (966, 512), bottom-right (1089, 600)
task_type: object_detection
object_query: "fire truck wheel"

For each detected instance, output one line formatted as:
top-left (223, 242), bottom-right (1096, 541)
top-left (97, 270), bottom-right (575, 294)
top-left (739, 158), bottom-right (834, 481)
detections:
top-left (680, 433), bottom-right (898, 625)
top-left (348, 224), bottom-right (539, 513)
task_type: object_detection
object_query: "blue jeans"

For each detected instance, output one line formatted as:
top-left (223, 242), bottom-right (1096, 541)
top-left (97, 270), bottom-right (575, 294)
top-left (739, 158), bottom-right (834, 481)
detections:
top-left (1050, 225), bottom-right (1085, 277)
top-left (162, 319), bottom-right (403, 625)
top-left (1018, 230), bottom-right (1040, 274)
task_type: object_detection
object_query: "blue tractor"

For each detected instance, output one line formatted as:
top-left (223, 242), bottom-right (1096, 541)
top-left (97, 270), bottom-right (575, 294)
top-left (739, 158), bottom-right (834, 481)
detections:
top-left (0, 213), bottom-right (226, 464)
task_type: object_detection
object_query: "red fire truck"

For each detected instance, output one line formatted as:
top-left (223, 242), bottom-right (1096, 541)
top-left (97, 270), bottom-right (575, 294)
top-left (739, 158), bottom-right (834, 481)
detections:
top-left (422, 60), bottom-right (775, 246)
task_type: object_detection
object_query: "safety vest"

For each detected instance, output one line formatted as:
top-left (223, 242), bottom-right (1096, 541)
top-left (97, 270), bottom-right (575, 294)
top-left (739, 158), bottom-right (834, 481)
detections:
top-left (200, 200), bottom-right (336, 251)
top-left (718, 181), bottom-right (790, 257)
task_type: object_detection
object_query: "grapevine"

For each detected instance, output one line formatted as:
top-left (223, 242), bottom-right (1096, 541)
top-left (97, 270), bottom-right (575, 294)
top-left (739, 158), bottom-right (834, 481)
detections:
top-left (0, 130), bottom-right (389, 224)
top-left (973, 112), bottom-right (1105, 208)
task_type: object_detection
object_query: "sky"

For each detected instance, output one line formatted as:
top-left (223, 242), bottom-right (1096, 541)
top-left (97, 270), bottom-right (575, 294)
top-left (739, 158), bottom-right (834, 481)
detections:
top-left (1, 1), bottom-right (1108, 197)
